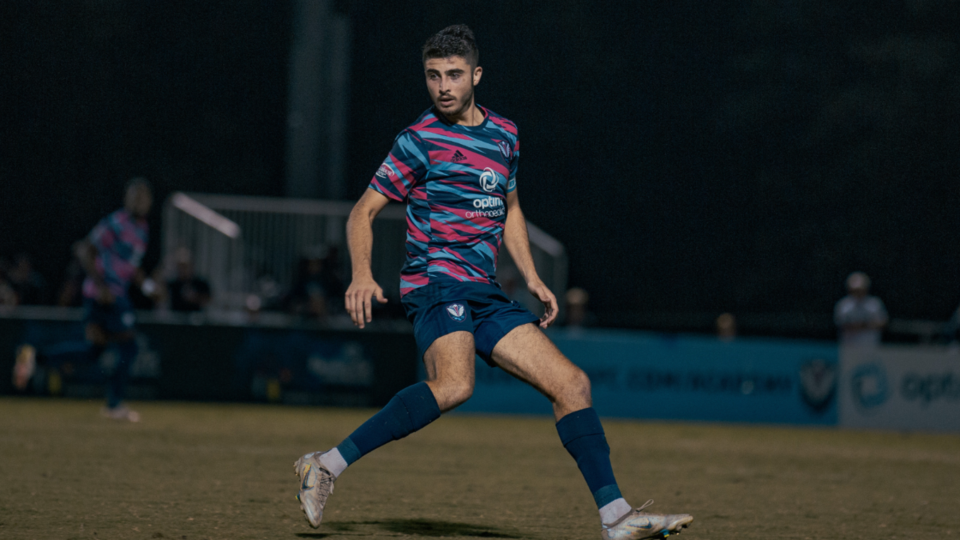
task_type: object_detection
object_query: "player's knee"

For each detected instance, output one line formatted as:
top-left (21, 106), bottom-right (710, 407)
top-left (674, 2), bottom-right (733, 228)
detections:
top-left (446, 379), bottom-right (474, 408)
top-left (565, 366), bottom-right (592, 403)
top-left (428, 374), bottom-right (474, 410)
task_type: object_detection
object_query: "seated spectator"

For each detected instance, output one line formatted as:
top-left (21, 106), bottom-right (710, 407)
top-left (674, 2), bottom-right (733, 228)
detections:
top-left (167, 248), bottom-right (211, 312)
top-left (562, 287), bottom-right (598, 328)
top-left (7, 253), bottom-right (47, 305)
top-left (57, 253), bottom-right (86, 307)
top-left (285, 246), bottom-right (331, 319)
top-left (716, 312), bottom-right (737, 341)
top-left (318, 245), bottom-right (346, 315)
top-left (0, 262), bottom-right (17, 307)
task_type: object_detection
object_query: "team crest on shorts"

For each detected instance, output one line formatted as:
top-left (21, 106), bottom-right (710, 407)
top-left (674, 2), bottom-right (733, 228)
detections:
top-left (446, 303), bottom-right (466, 322)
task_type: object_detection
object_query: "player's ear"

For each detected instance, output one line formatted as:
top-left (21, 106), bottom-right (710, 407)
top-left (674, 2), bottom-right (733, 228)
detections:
top-left (472, 66), bottom-right (482, 86)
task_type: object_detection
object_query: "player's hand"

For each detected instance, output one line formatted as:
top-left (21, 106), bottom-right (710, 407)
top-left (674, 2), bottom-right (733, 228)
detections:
top-left (345, 276), bottom-right (388, 329)
top-left (527, 279), bottom-right (558, 328)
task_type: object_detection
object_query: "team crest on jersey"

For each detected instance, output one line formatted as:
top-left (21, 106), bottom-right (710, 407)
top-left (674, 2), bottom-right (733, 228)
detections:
top-left (376, 163), bottom-right (395, 179)
top-left (479, 168), bottom-right (499, 192)
top-left (497, 140), bottom-right (512, 161)
top-left (446, 303), bottom-right (466, 322)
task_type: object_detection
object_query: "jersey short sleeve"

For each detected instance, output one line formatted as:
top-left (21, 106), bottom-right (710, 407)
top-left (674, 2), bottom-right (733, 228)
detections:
top-left (369, 130), bottom-right (430, 201)
top-left (507, 138), bottom-right (519, 193)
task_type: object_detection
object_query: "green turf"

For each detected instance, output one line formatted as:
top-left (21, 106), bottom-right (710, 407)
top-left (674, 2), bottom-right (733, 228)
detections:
top-left (1, 397), bottom-right (959, 539)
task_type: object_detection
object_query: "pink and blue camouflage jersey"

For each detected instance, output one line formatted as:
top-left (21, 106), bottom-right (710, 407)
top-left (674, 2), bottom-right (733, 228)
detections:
top-left (369, 105), bottom-right (519, 296)
top-left (82, 209), bottom-right (149, 301)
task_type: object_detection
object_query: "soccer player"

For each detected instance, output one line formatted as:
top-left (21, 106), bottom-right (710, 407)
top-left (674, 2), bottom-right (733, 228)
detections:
top-left (294, 26), bottom-right (693, 540)
top-left (12, 178), bottom-right (152, 422)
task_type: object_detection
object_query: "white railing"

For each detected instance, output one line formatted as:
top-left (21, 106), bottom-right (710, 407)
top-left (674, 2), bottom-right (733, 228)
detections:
top-left (161, 193), bottom-right (567, 313)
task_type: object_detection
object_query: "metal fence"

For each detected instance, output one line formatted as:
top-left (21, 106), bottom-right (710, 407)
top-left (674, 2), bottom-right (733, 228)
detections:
top-left (161, 193), bottom-right (567, 313)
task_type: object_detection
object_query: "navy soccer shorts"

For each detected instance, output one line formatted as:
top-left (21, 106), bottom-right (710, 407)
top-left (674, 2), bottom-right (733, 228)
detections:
top-left (83, 296), bottom-right (136, 335)
top-left (401, 282), bottom-right (540, 366)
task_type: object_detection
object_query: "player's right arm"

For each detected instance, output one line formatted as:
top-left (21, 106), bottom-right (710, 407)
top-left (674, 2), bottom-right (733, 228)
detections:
top-left (345, 188), bottom-right (392, 329)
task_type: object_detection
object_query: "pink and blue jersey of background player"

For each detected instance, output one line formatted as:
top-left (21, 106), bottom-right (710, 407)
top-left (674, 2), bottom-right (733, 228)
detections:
top-left (369, 105), bottom-right (519, 297)
top-left (81, 209), bottom-right (149, 300)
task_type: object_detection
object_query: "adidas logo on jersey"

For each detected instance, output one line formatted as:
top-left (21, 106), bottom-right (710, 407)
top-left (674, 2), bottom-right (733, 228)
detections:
top-left (451, 150), bottom-right (467, 163)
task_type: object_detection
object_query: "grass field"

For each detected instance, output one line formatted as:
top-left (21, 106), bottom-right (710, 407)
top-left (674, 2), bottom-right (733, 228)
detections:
top-left (1, 398), bottom-right (959, 540)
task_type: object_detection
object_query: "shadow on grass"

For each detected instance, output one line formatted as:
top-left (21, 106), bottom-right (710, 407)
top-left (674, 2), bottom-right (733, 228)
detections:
top-left (296, 519), bottom-right (525, 538)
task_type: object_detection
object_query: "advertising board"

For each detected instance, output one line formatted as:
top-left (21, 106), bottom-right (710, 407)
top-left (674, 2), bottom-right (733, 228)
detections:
top-left (459, 329), bottom-right (839, 425)
top-left (839, 346), bottom-right (960, 432)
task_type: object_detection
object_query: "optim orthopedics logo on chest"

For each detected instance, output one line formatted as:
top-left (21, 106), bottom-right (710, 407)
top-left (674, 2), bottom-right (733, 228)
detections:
top-left (479, 167), bottom-right (499, 192)
top-left (465, 167), bottom-right (506, 220)
top-left (465, 195), bottom-right (505, 219)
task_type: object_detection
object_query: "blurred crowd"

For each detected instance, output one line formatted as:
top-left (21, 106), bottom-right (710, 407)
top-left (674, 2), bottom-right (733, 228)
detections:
top-left (280, 244), bottom-right (346, 319)
top-left (0, 244), bottom-right (360, 322)
top-left (709, 270), bottom-right (960, 346)
top-left (6, 250), bottom-right (960, 343)
top-left (709, 271), bottom-right (892, 346)
top-left (0, 253), bottom-right (50, 307)
top-left (0, 249), bottom-right (214, 313)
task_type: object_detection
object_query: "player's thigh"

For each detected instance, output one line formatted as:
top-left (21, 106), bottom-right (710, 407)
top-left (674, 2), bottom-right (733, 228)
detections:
top-left (84, 323), bottom-right (109, 345)
top-left (423, 330), bottom-right (476, 383)
top-left (85, 298), bottom-right (136, 343)
top-left (489, 323), bottom-right (589, 400)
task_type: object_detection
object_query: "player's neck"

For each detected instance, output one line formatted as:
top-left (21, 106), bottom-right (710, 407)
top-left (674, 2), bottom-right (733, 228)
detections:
top-left (443, 102), bottom-right (484, 127)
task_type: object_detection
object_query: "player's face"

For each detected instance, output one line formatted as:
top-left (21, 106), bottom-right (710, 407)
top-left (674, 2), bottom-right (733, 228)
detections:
top-left (125, 186), bottom-right (153, 218)
top-left (424, 56), bottom-right (482, 121)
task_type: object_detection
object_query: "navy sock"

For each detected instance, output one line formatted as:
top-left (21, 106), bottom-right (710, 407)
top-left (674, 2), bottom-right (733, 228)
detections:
top-left (556, 407), bottom-right (622, 509)
top-left (106, 339), bottom-right (137, 409)
top-left (337, 381), bottom-right (441, 465)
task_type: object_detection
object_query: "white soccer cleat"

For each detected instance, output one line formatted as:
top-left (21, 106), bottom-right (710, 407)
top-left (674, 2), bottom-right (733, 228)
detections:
top-left (294, 452), bottom-right (335, 528)
top-left (601, 500), bottom-right (693, 540)
top-left (100, 405), bottom-right (141, 422)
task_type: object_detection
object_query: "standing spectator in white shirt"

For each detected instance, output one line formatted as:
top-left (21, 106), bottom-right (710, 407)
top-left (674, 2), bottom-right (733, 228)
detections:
top-left (835, 271), bottom-right (888, 346)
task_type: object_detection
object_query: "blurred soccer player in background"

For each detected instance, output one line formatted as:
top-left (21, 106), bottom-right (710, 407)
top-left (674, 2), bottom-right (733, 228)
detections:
top-left (293, 25), bottom-right (693, 540)
top-left (13, 178), bottom-right (152, 422)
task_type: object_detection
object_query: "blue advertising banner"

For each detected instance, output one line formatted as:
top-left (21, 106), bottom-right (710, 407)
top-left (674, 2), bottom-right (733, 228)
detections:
top-left (839, 346), bottom-right (960, 432)
top-left (0, 310), bottom-right (418, 407)
top-left (457, 329), bottom-right (839, 425)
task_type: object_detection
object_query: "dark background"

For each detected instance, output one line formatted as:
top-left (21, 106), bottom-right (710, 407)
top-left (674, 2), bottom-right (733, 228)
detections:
top-left (2, 0), bottom-right (959, 334)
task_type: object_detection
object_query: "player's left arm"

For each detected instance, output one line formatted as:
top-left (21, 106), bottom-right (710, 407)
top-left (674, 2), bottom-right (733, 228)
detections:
top-left (75, 223), bottom-right (114, 305)
top-left (503, 189), bottom-right (558, 328)
top-left (870, 299), bottom-right (889, 329)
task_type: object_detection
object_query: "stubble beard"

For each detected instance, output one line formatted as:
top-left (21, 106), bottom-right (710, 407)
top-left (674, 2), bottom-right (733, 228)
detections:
top-left (435, 84), bottom-right (476, 122)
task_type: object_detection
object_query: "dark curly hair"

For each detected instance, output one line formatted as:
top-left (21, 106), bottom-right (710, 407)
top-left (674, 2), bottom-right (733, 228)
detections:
top-left (422, 24), bottom-right (479, 67)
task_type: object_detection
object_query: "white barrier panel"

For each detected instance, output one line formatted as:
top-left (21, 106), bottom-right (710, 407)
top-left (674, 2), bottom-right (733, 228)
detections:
top-left (161, 193), bottom-right (567, 313)
top-left (839, 346), bottom-right (960, 432)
